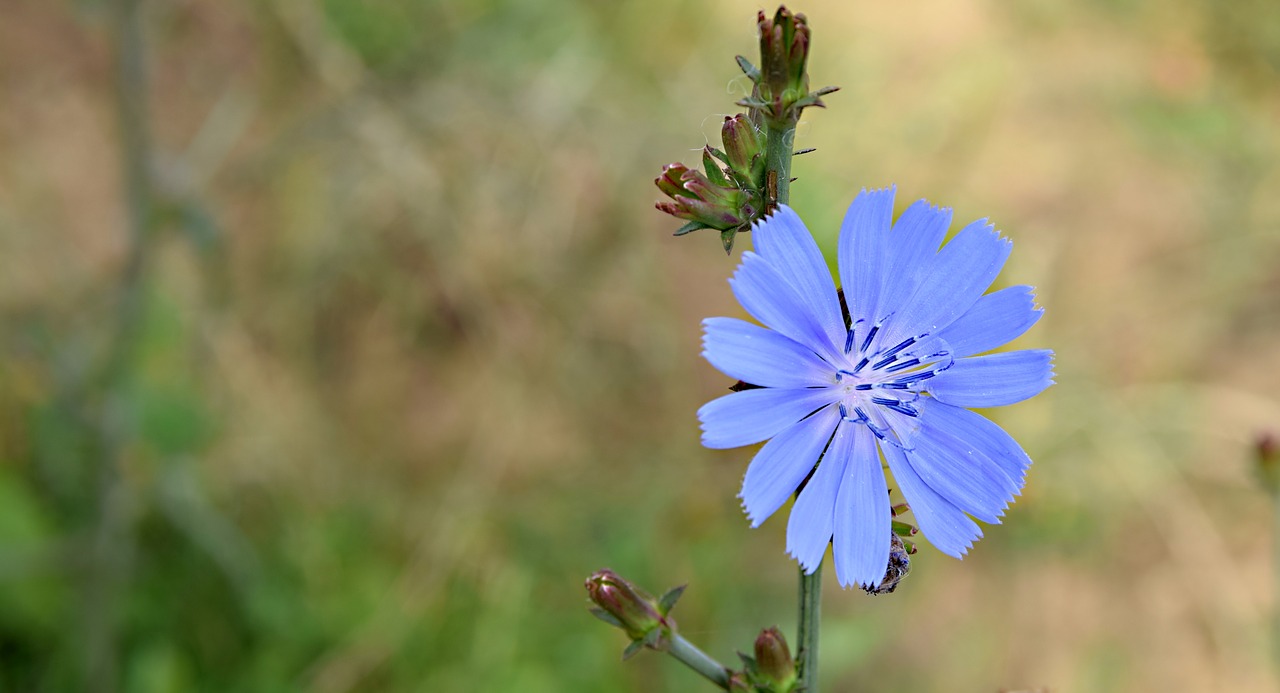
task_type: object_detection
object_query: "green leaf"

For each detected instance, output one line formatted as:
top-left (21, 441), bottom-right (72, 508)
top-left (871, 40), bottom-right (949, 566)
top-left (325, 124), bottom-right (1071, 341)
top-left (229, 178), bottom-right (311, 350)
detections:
top-left (621, 639), bottom-right (644, 661)
top-left (589, 607), bottom-right (624, 629)
top-left (735, 55), bottom-right (760, 81)
top-left (674, 221), bottom-right (709, 237)
top-left (657, 584), bottom-right (686, 615)
top-left (721, 228), bottom-right (737, 254)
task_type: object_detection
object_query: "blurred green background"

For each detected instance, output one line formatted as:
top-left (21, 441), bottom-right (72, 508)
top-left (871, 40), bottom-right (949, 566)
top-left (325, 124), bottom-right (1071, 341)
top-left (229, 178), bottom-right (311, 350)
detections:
top-left (2, 0), bottom-right (1279, 690)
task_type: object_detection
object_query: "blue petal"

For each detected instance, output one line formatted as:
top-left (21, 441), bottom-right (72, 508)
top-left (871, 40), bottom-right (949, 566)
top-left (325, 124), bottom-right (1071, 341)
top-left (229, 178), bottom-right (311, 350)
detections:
top-left (837, 187), bottom-right (896, 325)
top-left (833, 425), bottom-right (891, 589)
top-left (699, 387), bottom-right (837, 449)
top-left (916, 399), bottom-right (1032, 486)
top-left (751, 206), bottom-right (847, 356)
top-left (881, 442), bottom-right (983, 557)
top-left (741, 405), bottom-right (841, 527)
top-left (730, 253), bottom-right (842, 362)
top-left (879, 218), bottom-right (1012, 348)
top-left (903, 418), bottom-right (1020, 524)
top-left (877, 199), bottom-right (952, 322)
top-left (933, 285), bottom-right (1043, 358)
top-left (702, 317), bottom-right (834, 388)
top-left (927, 349), bottom-right (1055, 408)
top-left (785, 417), bottom-right (850, 571)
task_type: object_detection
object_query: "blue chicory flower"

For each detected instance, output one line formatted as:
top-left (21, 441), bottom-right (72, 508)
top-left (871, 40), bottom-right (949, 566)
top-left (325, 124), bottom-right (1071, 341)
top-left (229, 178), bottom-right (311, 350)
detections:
top-left (698, 186), bottom-right (1054, 590)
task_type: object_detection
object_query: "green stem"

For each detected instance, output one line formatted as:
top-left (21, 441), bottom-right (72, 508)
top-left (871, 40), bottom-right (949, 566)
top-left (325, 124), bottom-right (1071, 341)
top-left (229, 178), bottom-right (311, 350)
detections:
top-left (765, 119), bottom-right (821, 691)
top-left (84, 1), bottom-right (154, 690)
top-left (765, 123), bottom-right (795, 207)
top-left (1273, 492), bottom-right (1280, 679)
top-left (667, 633), bottom-right (734, 690)
top-left (796, 563), bottom-right (822, 692)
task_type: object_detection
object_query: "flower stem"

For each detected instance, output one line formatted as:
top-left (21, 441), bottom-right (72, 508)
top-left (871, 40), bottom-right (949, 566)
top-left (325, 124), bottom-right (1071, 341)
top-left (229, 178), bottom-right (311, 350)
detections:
top-left (1273, 492), bottom-right (1280, 679)
top-left (765, 118), bottom-right (821, 691)
top-left (796, 563), bottom-right (822, 692)
top-left (667, 633), bottom-right (734, 690)
top-left (765, 123), bottom-right (795, 207)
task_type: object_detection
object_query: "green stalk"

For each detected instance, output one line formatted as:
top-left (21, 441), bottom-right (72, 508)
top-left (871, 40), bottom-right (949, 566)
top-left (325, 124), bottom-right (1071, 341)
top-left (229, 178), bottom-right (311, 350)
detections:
top-left (765, 124), bottom-right (794, 209)
top-left (1273, 493), bottom-right (1280, 678)
top-left (84, 1), bottom-right (154, 690)
top-left (764, 118), bottom-right (822, 692)
top-left (796, 563), bottom-right (822, 691)
top-left (668, 634), bottom-right (734, 690)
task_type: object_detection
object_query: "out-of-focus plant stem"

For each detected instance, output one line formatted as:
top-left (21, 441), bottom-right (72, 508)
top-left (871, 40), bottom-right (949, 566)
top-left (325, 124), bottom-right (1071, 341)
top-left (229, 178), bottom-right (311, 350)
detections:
top-left (84, 0), bottom-right (155, 690)
top-left (1273, 493), bottom-right (1280, 680)
top-left (668, 634), bottom-right (734, 690)
top-left (764, 117), bottom-right (821, 692)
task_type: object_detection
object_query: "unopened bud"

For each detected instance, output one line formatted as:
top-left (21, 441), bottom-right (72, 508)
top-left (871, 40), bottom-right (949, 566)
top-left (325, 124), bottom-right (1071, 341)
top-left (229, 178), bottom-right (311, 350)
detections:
top-left (585, 569), bottom-right (667, 641)
top-left (753, 627), bottom-right (797, 691)
top-left (720, 114), bottom-right (766, 187)
top-left (1257, 431), bottom-right (1280, 494)
top-left (585, 569), bottom-right (686, 659)
top-left (736, 6), bottom-right (838, 128)
top-left (654, 162), bottom-right (763, 252)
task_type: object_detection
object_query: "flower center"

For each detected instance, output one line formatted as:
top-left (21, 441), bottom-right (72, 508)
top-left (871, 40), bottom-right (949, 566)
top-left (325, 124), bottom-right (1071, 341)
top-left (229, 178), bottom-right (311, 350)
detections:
top-left (828, 318), bottom-right (956, 443)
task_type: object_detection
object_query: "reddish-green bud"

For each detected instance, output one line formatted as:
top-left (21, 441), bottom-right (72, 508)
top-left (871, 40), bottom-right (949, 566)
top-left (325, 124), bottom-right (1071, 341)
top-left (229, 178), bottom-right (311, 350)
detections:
top-left (752, 627), bottom-right (797, 692)
top-left (585, 569), bottom-right (669, 642)
top-left (720, 114), bottom-right (766, 187)
top-left (736, 6), bottom-right (838, 129)
top-left (1257, 431), bottom-right (1280, 494)
top-left (585, 569), bottom-right (686, 659)
top-left (655, 162), bottom-right (761, 248)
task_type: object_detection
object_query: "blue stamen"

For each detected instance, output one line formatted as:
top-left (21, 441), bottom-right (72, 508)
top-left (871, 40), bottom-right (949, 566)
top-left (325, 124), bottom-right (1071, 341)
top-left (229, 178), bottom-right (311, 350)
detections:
top-left (886, 358), bottom-right (921, 373)
top-left (880, 335), bottom-right (919, 360)
top-left (853, 357), bottom-right (870, 373)
top-left (837, 369), bottom-right (858, 379)
top-left (844, 327), bottom-right (856, 355)
top-left (859, 324), bottom-right (880, 354)
top-left (884, 401), bottom-right (919, 417)
top-left (871, 396), bottom-right (901, 406)
top-left (854, 383), bottom-right (872, 391)
top-left (891, 371), bottom-right (936, 385)
top-left (871, 353), bottom-right (899, 370)
top-left (877, 382), bottom-right (910, 390)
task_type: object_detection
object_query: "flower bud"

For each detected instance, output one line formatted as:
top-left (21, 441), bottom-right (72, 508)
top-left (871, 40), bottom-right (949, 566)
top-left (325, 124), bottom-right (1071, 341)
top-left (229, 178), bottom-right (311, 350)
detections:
top-left (1257, 430), bottom-right (1280, 494)
top-left (736, 6), bottom-right (838, 129)
top-left (720, 115), bottom-right (766, 187)
top-left (585, 569), bottom-right (668, 642)
top-left (654, 163), bottom-right (762, 252)
top-left (752, 627), bottom-right (797, 692)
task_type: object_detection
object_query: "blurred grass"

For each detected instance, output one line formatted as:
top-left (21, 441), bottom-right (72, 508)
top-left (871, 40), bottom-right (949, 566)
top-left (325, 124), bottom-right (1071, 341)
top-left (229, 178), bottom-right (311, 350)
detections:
top-left (1, 0), bottom-right (1279, 691)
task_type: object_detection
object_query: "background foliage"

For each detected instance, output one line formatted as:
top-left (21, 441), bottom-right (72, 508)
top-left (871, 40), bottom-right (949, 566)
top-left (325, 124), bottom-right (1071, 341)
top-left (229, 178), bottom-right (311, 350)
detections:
top-left (2, 0), bottom-right (1279, 690)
